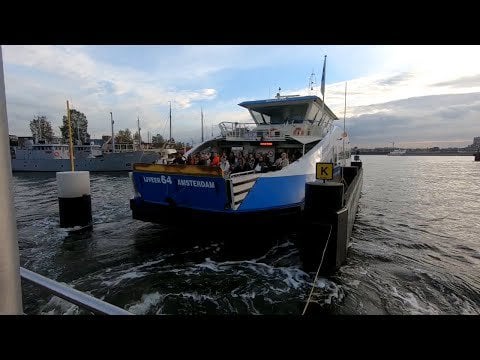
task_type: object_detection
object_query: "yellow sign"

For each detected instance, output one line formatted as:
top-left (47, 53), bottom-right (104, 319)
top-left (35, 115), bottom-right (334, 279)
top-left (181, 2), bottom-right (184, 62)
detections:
top-left (316, 162), bottom-right (333, 180)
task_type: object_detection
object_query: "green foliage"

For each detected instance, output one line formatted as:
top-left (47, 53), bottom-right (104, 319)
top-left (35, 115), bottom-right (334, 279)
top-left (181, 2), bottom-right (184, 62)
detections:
top-left (174, 141), bottom-right (185, 150)
top-left (59, 109), bottom-right (90, 144)
top-left (151, 133), bottom-right (165, 147)
top-left (30, 115), bottom-right (54, 142)
top-left (115, 129), bottom-right (133, 144)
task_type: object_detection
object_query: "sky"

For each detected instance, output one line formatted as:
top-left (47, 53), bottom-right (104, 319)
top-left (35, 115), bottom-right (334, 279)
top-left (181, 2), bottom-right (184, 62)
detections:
top-left (3, 45), bottom-right (480, 148)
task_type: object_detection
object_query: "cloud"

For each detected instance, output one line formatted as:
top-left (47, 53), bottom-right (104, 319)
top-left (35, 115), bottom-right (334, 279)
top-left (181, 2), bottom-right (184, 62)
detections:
top-left (376, 72), bottom-right (414, 86)
top-left (345, 92), bottom-right (480, 148)
top-left (432, 74), bottom-right (480, 88)
top-left (3, 45), bottom-right (218, 138)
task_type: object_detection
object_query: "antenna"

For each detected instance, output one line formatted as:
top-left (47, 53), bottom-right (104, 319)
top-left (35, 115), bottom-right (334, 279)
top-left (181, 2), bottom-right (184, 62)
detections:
top-left (308, 70), bottom-right (316, 93)
top-left (201, 107), bottom-right (204, 142)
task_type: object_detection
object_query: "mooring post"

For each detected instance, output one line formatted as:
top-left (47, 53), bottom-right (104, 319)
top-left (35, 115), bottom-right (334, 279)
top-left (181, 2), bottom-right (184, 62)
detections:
top-left (56, 171), bottom-right (93, 229)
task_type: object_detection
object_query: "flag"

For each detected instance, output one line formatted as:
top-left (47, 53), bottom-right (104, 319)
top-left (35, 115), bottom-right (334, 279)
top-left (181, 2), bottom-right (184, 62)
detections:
top-left (321, 55), bottom-right (326, 98)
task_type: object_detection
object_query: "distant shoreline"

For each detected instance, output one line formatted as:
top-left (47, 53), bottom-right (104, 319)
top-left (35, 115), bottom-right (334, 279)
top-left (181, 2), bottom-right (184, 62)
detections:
top-left (358, 152), bottom-right (475, 156)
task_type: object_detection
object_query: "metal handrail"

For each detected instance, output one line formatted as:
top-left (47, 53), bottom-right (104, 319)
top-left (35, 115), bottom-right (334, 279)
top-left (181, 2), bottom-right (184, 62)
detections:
top-left (229, 169), bottom-right (256, 179)
top-left (20, 267), bottom-right (133, 315)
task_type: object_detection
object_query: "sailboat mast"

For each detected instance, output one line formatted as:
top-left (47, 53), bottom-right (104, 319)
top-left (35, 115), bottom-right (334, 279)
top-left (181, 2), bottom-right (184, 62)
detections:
top-left (110, 112), bottom-right (115, 153)
top-left (343, 82), bottom-right (347, 160)
top-left (137, 116), bottom-right (141, 150)
top-left (169, 101), bottom-right (172, 142)
top-left (201, 107), bottom-right (204, 142)
top-left (77, 116), bottom-right (80, 144)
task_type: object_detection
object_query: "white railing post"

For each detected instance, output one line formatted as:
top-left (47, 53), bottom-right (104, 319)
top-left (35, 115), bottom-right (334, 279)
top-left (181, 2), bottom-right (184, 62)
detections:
top-left (0, 46), bottom-right (23, 314)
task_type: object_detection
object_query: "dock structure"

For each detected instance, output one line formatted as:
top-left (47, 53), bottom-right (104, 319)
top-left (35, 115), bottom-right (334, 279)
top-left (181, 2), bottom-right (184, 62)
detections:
top-left (296, 161), bottom-right (363, 274)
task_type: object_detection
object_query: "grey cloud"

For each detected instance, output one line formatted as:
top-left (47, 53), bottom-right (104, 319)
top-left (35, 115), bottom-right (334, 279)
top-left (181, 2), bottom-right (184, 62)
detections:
top-left (346, 92), bottom-right (480, 147)
top-left (376, 72), bottom-right (414, 86)
top-left (432, 74), bottom-right (480, 88)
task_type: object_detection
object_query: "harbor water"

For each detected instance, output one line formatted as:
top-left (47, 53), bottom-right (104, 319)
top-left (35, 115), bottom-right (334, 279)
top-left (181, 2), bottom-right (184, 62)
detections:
top-left (13, 156), bottom-right (480, 314)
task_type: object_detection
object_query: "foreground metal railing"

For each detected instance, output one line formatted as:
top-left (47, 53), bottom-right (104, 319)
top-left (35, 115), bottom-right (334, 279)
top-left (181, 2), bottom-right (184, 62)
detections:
top-left (20, 267), bottom-right (133, 315)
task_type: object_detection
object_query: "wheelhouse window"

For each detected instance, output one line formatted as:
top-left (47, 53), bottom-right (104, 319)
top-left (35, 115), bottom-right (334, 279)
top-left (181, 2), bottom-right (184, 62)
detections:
top-left (249, 104), bottom-right (310, 125)
top-left (250, 110), bottom-right (269, 124)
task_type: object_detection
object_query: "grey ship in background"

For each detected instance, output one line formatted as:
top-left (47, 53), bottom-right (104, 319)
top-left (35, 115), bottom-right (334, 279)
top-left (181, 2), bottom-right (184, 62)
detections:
top-left (9, 135), bottom-right (159, 172)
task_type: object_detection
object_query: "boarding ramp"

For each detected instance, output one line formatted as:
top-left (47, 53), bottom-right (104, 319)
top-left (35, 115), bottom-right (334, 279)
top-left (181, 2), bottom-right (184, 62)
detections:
top-left (230, 170), bottom-right (260, 210)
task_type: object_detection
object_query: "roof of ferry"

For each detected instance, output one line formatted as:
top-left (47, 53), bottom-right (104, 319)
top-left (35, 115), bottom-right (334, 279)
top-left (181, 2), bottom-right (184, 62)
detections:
top-left (238, 95), bottom-right (338, 120)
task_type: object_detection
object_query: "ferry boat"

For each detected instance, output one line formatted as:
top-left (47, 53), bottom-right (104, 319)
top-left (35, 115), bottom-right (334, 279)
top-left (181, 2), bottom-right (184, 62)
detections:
top-left (387, 142), bottom-right (406, 156)
top-left (130, 92), bottom-right (352, 225)
top-left (388, 149), bottom-right (406, 156)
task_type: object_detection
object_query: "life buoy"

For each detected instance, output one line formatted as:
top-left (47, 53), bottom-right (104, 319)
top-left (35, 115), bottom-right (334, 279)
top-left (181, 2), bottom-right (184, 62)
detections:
top-left (268, 128), bottom-right (278, 137)
top-left (293, 127), bottom-right (304, 136)
top-left (53, 151), bottom-right (60, 157)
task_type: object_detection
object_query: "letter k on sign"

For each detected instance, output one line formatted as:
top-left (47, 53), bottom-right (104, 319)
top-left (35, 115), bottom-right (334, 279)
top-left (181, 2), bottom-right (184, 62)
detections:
top-left (316, 162), bottom-right (333, 180)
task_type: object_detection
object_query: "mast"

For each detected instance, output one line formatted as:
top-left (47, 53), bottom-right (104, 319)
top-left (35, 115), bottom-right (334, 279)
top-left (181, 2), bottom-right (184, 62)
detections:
top-left (110, 112), bottom-right (115, 153)
top-left (38, 118), bottom-right (42, 142)
top-left (67, 101), bottom-right (75, 171)
top-left (201, 107), bottom-right (204, 142)
top-left (169, 101), bottom-right (172, 142)
top-left (308, 69), bottom-right (316, 94)
top-left (137, 115), bottom-right (141, 150)
top-left (343, 82), bottom-right (347, 160)
top-left (76, 115), bottom-right (81, 144)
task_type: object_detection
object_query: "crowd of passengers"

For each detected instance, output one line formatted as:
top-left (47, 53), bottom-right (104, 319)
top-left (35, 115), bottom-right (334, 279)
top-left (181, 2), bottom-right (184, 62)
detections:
top-left (171, 149), bottom-right (302, 175)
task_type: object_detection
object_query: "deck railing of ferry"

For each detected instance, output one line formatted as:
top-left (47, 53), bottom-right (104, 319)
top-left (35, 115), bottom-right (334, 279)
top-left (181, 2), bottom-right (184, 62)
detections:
top-left (218, 122), bottom-right (286, 140)
top-left (219, 120), bottom-right (332, 140)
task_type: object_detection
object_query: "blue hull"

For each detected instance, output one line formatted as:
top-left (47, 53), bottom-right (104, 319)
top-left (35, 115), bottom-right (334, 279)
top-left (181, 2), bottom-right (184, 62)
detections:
top-left (130, 165), bottom-right (343, 225)
top-left (130, 197), bottom-right (303, 226)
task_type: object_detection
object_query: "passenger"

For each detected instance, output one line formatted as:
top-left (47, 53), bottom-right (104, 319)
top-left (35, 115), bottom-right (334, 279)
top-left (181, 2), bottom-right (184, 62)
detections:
top-left (172, 153), bottom-right (186, 165)
top-left (255, 156), bottom-right (268, 173)
top-left (264, 156), bottom-right (273, 171)
top-left (247, 154), bottom-right (255, 170)
top-left (220, 155), bottom-right (230, 175)
top-left (197, 154), bottom-right (206, 166)
top-left (228, 152), bottom-right (235, 165)
top-left (210, 152), bottom-right (220, 167)
top-left (193, 154), bottom-right (200, 165)
top-left (274, 152), bottom-right (289, 169)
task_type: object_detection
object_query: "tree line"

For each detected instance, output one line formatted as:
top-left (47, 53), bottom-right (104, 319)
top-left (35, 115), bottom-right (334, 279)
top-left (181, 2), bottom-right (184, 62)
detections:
top-left (28, 110), bottom-right (183, 148)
